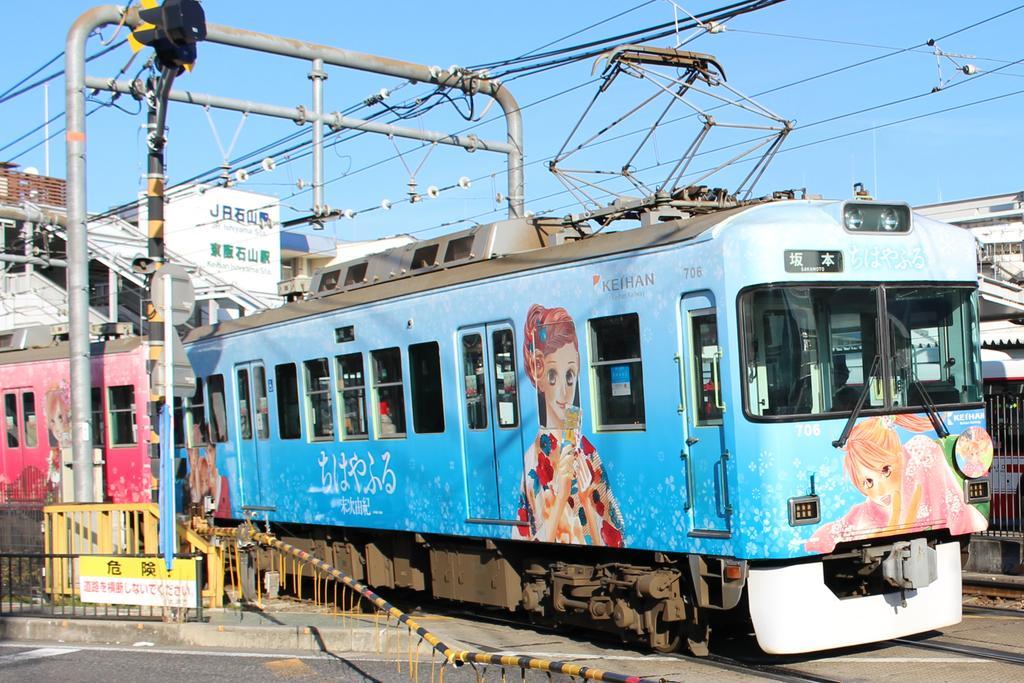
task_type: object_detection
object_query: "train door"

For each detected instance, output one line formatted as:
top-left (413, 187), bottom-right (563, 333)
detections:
top-left (234, 362), bottom-right (269, 506)
top-left (2, 389), bottom-right (41, 495)
top-left (679, 292), bottom-right (732, 536)
top-left (2, 390), bottom-right (27, 494)
top-left (458, 323), bottom-right (522, 521)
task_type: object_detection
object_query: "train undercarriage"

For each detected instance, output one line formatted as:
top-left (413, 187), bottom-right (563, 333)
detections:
top-left (231, 523), bottom-right (748, 654)
top-left (224, 520), bottom-right (970, 655)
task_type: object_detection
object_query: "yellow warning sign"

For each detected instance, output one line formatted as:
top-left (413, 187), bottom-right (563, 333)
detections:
top-left (79, 556), bottom-right (197, 607)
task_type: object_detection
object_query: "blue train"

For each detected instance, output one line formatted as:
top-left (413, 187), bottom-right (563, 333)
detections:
top-left (180, 196), bottom-right (992, 654)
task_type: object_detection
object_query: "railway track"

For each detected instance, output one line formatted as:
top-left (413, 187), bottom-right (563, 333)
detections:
top-left (962, 575), bottom-right (1024, 601)
top-left (891, 637), bottom-right (1024, 666)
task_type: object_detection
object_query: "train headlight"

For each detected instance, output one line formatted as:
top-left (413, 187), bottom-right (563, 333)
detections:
top-left (953, 426), bottom-right (994, 479)
top-left (964, 478), bottom-right (990, 504)
top-left (788, 495), bottom-right (820, 526)
top-left (843, 207), bottom-right (864, 231)
top-left (879, 207), bottom-right (899, 231)
top-left (842, 202), bottom-right (911, 233)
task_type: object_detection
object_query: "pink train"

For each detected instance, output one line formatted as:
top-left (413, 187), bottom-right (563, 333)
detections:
top-left (0, 332), bottom-right (151, 504)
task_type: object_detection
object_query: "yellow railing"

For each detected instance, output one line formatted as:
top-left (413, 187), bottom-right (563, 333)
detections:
top-left (42, 503), bottom-right (224, 608)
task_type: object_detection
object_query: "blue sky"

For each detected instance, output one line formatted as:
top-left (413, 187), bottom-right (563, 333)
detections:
top-left (2, 1), bottom-right (1022, 244)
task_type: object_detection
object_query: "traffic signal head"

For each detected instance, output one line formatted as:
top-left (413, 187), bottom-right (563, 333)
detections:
top-left (131, 0), bottom-right (207, 70)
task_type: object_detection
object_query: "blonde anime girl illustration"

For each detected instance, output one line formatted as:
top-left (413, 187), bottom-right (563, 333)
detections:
top-left (806, 414), bottom-right (987, 553)
top-left (43, 380), bottom-right (72, 498)
top-left (515, 304), bottom-right (625, 546)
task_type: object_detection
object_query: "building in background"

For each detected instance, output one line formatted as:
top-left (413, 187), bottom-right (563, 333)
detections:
top-left (916, 191), bottom-right (1024, 348)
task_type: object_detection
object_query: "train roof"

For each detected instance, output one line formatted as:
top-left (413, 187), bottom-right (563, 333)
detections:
top-left (183, 198), bottom-right (966, 344)
top-left (0, 334), bottom-right (143, 367)
top-left (185, 203), bottom-right (753, 343)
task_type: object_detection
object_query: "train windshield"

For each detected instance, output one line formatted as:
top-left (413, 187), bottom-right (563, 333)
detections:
top-left (741, 285), bottom-right (981, 418)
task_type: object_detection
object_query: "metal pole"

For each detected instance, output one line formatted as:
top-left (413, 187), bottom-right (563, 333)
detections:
top-left (199, 23), bottom-right (525, 217)
top-left (309, 58), bottom-right (326, 217)
top-left (66, 5), bottom-right (133, 502)
top-left (85, 77), bottom-right (514, 155)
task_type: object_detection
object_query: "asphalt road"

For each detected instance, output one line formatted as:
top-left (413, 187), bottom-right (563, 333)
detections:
top-left (0, 643), bottom-right (590, 682)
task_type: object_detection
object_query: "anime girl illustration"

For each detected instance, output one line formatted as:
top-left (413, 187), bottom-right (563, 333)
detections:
top-left (186, 422), bottom-right (230, 517)
top-left (806, 415), bottom-right (987, 553)
top-left (515, 304), bottom-right (625, 546)
top-left (43, 380), bottom-right (72, 499)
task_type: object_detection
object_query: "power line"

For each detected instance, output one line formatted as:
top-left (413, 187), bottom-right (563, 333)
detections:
top-left (0, 39), bottom-right (127, 106)
top-left (0, 50), bottom-right (63, 100)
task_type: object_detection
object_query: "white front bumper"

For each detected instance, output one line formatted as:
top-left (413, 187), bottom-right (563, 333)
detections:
top-left (748, 541), bottom-right (962, 654)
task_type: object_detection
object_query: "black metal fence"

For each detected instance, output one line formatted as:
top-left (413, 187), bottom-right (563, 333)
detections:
top-left (0, 552), bottom-right (204, 621)
top-left (983, 388), bottom-right (1024, 537)
top-left (0, 504), bottom-right (44, 554)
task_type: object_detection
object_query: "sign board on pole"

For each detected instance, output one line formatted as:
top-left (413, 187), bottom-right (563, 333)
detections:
top-left (152, 335), bottom-right (197, 396)
top-left (151, 263), bottom-right (196, 326)
top-left (78, 555), bottom-right (198, 608)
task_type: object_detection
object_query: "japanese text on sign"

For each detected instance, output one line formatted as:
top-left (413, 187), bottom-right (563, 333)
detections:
top-left (78, 556), bottom-right (198, 608)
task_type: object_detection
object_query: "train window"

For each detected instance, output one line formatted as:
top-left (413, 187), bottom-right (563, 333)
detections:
top-left (492, 329), bottom-right (519, 428)
top-left (741, 286), bottom-right (883, 418)
top-left (304, 358), bottom-right (334, 441)
top-left (691, 314), bottom-right (724, 426)
top-left (887, 287), bottom-right (982, 407)
top-left (409, 342), bottom-right (445, 433)
top-left (237, 368), bottom-right (253, 440)
top-left (91, 387), bottom-right (105, 448)
top-left (461, 334), bottom-right (487, 430)
top-left (173, 396), bottom-right (186, 447)
top-left (4, 393), bottom-right (18, 447)
top-left (589, 314), bottom-right (646, 430)
top-left (335, 353), bottom-right (368, 440)
top-left (253, 365), bottom-right (270, 440)
top-left (334, 325), bottom-right (355, 343)
top-left (274, 364), bottom-right (301, 440)
top-left (108, 385), bottom-right (137, 446)
top-left (206, 375), bottom-right (229, 443)
top-left (371, 348), bottom-right (406, 438)
top-left (187, 378), bottom-right (205, 446)
top-left (22, 392), bottom-right (38, 448)
top-left (444, 236), bottom-right (474, 262)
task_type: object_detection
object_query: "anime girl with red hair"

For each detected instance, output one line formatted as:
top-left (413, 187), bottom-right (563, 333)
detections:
top-left (515, 304), bottom-right (625, 546)
top-left (806, 414), bottom-right (986, 553)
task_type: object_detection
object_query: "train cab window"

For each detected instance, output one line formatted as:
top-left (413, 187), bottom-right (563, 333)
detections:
top-left (887, 287), bottom-right (982, 407)
top-left (589, 314), bottom-right (646, 430)
top-left (409, 342), bottom-right (444, 433)
top-left (4, 393), bottom-right (18, 447)
top-left (742, 287), bottom-right (876, 417)
top-left (22, 392), bottom-right (37, 448)
top-left (108, 385), bottom-right (137, 446)
top-left (91, 387), bottom-right (106, 448)
top-left (335, 353), bottom-right (368, 440)
top-left (206, 375), bottom-right (229, 443)
top-left (371, 348), bottom-right (406, 438)
top-left (461, 334), bottom-right (487, 430)
top-left (304, 358), bottom-right (334, 441)
top-left (691, 314), bottom-right (724, 426)
top-left (492, 329), bottom-right (519, 428)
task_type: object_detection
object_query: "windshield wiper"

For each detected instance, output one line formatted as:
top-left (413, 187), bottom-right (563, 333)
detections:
top-left (833, 355), bottom-right (881, 448)
top-left (911, 378), bottom-right (950, 438)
